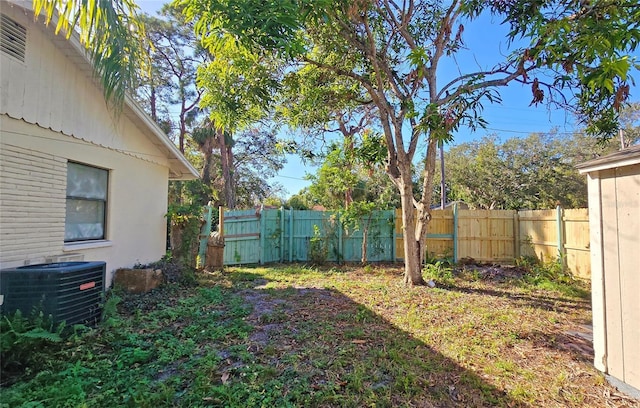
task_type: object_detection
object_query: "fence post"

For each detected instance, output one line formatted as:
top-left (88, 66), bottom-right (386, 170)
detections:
top-left (259, 205), bottom-right (266, 265)
top-left (218, 206), bottom-right (224, 236)
top-left (280, 206), bottom-right (285, 263)
top-left (391, 210), bottom-right (396, 263)
top-left (338, 217), bottom-right (343, 264)
top-left (289, 208), bottom-right (294, 262)
top-left (556, 205), bottom-right (566, 269)
top-left (453, 203), bottom-right (459, 262)
top-left (513, 211), bottom-right (521, 260)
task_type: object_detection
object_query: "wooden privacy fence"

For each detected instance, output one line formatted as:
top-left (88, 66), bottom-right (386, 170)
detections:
top-left (220, 208), bottom-right (396, 266)
top-left (516, 208), bottom-right (590, 279)
top-left (395, 206), bottom-right (591, 279)
top-left (198, 206), bottom-right (590, 279)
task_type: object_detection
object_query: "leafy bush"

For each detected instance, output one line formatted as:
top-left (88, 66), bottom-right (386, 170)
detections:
top-left (308, 225), bottom-right (329, 265)
top-left (0, 309), bottom-right (65, 382)
top-left (135, 253), bottom-right (198, 286)
top-left (422, 260), bottom-right (454, 284)
top-left (167, 202), bottom-right (203, 268)
top-left (516, 256), bottom-right (574, 285)
top-left (514, 256), bottom-right (590, 297)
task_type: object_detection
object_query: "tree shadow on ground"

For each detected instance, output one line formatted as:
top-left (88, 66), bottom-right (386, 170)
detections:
top-left (438, 281), bottom-right (591, 315)
top-left (201, 270), bottom-right (524, 407)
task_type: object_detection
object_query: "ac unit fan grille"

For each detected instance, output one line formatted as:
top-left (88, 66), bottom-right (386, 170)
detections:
top-left (0, 262), bottom-right (106, 326)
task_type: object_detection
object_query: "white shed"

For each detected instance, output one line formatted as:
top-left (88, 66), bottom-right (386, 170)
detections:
top-left (577, 144), bottom-right (640, 398)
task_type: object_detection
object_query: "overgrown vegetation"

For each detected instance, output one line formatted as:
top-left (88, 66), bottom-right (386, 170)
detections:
top-left (1, 264), bottom-right (634, 407)
top-left (0, 310), bottom-right (65, 380)
top-left (166, 201), bottom-right (204, 268)
top-left (308, 224), bottom-right (329, 265)
top-left (134, 254), bottom-right (198, 286)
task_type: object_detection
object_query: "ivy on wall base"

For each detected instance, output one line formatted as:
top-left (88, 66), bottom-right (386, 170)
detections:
top-left (167, 202), bottom-right (203, 268)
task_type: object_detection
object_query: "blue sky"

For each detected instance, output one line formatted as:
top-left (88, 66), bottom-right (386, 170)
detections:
top-left (137, 1), bottom-right (638, 198)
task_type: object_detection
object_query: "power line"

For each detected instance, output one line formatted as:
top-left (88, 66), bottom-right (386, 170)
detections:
top-left (273, 174), bottom-right (309, 181)
top-left (483, 127), bottom-right (578, 136)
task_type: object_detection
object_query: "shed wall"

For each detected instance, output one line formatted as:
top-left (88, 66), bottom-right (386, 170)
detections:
top-left (587, 163), bottom-right (640, 392)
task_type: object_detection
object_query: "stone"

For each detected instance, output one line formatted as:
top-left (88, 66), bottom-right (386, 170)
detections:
top-left (114, 268), bottom-right (163, 294)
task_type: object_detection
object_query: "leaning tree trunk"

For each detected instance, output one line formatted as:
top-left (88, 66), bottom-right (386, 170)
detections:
top-left (224, 144), bottom-right (236, 209)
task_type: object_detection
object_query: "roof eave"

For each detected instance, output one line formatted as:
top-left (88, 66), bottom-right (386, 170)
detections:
top-left (577, 145), bottom-right (640, 174)
top-left (124, 95), bottom-right (200, 180)
top-left (10, 0), bottom-right (199, 180)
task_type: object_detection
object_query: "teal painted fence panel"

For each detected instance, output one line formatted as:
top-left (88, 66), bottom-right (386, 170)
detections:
top-left (221, 208), bottom-right (396, 266)
top-left (223, 209), bottom-right (261, 265)
top-left (341, 211), bottom-right (395, 262)
top-left (262, 209), bottom-right (282, 264)
top-left (290, 210), bottom-right (340, 262)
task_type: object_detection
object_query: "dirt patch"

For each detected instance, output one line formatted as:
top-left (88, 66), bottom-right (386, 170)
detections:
top-left (455, 258), bottom-right (528, 281)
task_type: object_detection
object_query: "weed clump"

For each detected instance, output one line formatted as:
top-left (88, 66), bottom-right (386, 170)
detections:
top-left (0, 310), bottom-right (66, 385)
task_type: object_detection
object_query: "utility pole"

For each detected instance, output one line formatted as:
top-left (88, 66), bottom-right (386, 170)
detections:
top-left (440, 144), bottom-right (446, 210)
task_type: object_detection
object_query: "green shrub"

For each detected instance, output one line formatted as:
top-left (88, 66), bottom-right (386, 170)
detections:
top-left (0, 309), bottom-right (65, 382)
top-left (135, 253), bottom-right (198, 286)
top-left (516, 256), bottom-right (573, 285)
top-left (309, 225), bottom-right (329, 265)
top-left (423, 260), bottom-right (454, 284)
top-left (167, 202), bottom-right (203, 268)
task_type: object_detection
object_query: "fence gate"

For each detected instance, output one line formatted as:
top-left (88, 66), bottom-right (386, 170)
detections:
top-left (223, 209), bottom-right (261, 265)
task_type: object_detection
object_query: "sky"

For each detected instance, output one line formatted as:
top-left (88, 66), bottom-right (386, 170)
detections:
top-left (136, 1), bottom-right (638, 198)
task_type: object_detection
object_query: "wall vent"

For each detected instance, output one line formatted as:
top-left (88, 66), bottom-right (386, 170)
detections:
top-left (1, 14), bottom-right (27, 62)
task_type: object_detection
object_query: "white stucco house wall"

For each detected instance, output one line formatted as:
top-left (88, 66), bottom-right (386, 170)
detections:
top-left (0, 1), bottom-right (199, 287)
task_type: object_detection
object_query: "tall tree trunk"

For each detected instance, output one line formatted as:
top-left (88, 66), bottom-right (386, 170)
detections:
top-left (345, 189), bottom-right (353, 209)
top-left (341, 122), bottom-right (355, 209)
top-left (224, 144), bottom-right (236, 208)
top-left (416, 137), bottom-right (439, 265)
top-left (399, 184), bottom-right (426, 286)
top-left (201, 137), bottom-right (215, 186)
top-left (150, 85), bottom-right (157, 122)
top-left (217, 129), bottom-right (236, 209)
top-left (360, 212), bottom-right (372, 264)
top-left (178, 109), bottom-right (186, 154)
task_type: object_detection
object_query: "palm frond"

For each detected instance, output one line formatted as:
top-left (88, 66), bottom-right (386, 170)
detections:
top-left (32, 0), bottom-right (149, 111)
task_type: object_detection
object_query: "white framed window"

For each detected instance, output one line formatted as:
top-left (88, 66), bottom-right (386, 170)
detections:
top-left (65, 162), bottom-right (108, 242)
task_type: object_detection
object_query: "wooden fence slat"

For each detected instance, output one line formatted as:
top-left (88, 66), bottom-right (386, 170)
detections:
top-left (393, 207), bottom-right (590, 279)
top-left (221, 209), bottom-right (395, 265)
top-left (217, 207), bottom-right (591, 279)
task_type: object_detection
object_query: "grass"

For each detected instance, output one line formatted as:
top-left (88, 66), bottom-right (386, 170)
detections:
top-left (1, 263), bottom-right (637, 407)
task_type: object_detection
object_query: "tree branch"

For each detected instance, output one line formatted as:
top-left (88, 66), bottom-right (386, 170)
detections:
top-left (437, 65), bottom-right (535, 106)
